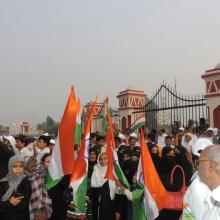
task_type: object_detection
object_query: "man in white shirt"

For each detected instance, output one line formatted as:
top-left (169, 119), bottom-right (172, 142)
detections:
top-left (34, 135), bottom-right (51, 165)
top-left (15, 135), bottom-right (33, 157)
top-left (157, 129), bottom-right (167, 148)
top-left (181, 133), bottom-right (193, 152)
top-left (182, 138), bottom-right (213, 220)
top-left (182, 173), bottom-right (211, 220)
top-left (198, 145), bottom-right (220, 220)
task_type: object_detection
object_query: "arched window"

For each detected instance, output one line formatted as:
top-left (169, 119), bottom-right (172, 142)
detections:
top-left (214, 105), bottom-right (220, 129)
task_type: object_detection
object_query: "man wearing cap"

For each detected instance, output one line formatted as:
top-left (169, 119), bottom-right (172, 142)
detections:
top-left (198, 145), bottom-right (220, 220)
top-left (175, 127), bottom-right (185, 146)
top-left (117, 133), bottom-right (126, 150)
top-left (182, 138), bottom-right (212, 220)
top-left (207, 128), bottom-right (219, 144)
top-left (49, 138), bottom-right (56, 151)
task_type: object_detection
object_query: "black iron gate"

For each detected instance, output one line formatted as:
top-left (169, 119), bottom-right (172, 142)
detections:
top-left (133, 82), bottom-right (209, 133)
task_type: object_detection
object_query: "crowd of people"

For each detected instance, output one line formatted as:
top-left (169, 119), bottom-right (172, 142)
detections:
top-left (0, 125), bottom-right (219, 220)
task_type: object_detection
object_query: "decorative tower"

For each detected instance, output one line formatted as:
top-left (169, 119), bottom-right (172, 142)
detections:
top-left (117, 87), bottom-right (147, 133)
top-left (21, 121), bottom-right (30, 135)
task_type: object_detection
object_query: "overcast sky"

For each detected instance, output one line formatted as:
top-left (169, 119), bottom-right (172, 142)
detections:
top-left (1, 0), bottom-right (220, 125)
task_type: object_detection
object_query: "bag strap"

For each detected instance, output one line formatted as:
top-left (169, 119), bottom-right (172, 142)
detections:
top-left (170, 165), bottom-right (186, 187)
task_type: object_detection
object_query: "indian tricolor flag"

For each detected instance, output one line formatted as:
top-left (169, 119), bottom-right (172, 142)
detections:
top-left (130, 114), bottom-right (145, 132)
top-left (137, 130), bottom-right (170, 220)
top-left (105, 103), bottom-right (129, 189)
top-left (74, 99), bottom-right (82, 145)
top-left (70, 97), bottom-right (97, 212)
top-left (45, 86), bottom-right (77, 190)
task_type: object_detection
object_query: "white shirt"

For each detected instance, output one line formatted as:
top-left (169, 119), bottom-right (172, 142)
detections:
top-left (181, 140), bottom-right (193, 152)
top-left (182, 175), bottom-right (211, 220)
top-left (192, 134), bottom-right (198, 145)
top-left (157, 133), bottom-right (167, 148)
top-left (36, 147), bottom-right (50, 165)
top-left (202, 185), bottom-right (220, 220)
top-left (19, 146), bottom-right (34, 157)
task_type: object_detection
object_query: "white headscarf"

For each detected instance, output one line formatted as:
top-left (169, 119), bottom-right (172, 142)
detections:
top-left (3, 135), bottom-right (19, 154)
top-left (91, 152), bottom-right (116, 200)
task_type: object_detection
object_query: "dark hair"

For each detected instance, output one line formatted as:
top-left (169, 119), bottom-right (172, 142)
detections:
top-left (89, 148), bottom-right (99, 156)
top-left (122, 149), bottom-right (131, 157)
top-left (96, 135), bottom-right (105, 142)
top-left (41, 153), bottom-right (51, 163)
top-left (39, 135), bottom-right (51, 146)
top-left (131, 151), bottom-right (140, 158)
top-left (147, 133), bottom-right (155, 141)
top-left (90, 133), bottom-right (97, 139)
top-left (15, 135), bottom-right (28, 146)
top-left (129, 136), bottom-right (136, 141)
top-left (133, 146), bottom-right (140, 152)
top-left (151, 129), bottom-right (157, 134)
top-left (162, 146), bottom-right (174, 158)
top-left (147, 142), bottom-right (157, 151)
top-left (165, 135), bottom-right (172, 140)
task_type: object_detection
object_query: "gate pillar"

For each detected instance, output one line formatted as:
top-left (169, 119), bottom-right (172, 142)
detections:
top-left (202, 63), bottom-right (220, 129)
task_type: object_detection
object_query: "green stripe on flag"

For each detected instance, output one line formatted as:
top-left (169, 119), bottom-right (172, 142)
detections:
top-left (74, 124), bottom-right (82, 145)
top-left (45, 171), bottom-right (62, 190)
top-left (73, 175), bottom-right (88, 212)
top-left (114, 163), bottom-right (130, 189)
top-left (131, 121), bottom-right (145, 132)
top-left (102, 115), bottom-right (108, 135)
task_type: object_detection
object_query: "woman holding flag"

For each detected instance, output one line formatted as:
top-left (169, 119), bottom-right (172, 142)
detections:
top-left (116, 173), bottom-right (147, 220)
top-left (90, 151), bottom-right (116, 220)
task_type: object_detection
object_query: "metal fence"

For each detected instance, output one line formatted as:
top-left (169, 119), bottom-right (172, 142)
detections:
top-left (133, 82), bottom-right (209, 133)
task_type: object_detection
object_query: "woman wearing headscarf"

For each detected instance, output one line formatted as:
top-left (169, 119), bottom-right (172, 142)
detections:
top-left (0, 154), bottom-right (31, 220)
top-left (91, 152), bottom-right (116, 220)
top-left (157, 147), bottom-right (184, 220)
top-left (3, 135), bottom-right (19, 154)
top-left (147, 142), bottom-right (163, 175)
top-left (26, 156), bottom-right (52, 220)
top-left (175, 145), bottom-right (193, 186)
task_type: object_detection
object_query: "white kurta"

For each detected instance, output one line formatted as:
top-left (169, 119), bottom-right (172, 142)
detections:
top-left (157, 133), bottom-right (167, 148)
top-left (182, 175), bottom-right (211, 220)
top-left (202, 185), bottom-right (220, 220)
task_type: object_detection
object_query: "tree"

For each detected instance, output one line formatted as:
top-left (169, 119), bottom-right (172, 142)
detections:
top-left (37, 116), bottom-right (59, 137)
top-left (0, 125), bottom-right (9, 135)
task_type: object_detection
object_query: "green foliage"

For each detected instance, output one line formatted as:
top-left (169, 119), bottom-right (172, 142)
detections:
top-left (0, 125), bottom-right (9, 135)
top-left (37, 116), bottom-right (59, 137)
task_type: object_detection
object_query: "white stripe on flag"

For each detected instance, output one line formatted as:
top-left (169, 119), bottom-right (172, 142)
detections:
top-left (48, 134), bottom-right (63, 180)
top-left (70, 134), bottom-right (90, 190)
top-left (137, 157), bottom-right (159, 220)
